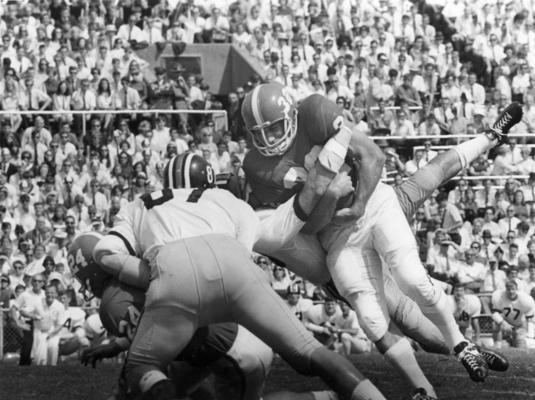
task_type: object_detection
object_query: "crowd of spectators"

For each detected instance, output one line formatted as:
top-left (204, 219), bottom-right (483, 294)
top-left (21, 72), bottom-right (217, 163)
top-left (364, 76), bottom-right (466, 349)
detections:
top-left (1, 0), bottom-right (535, 365)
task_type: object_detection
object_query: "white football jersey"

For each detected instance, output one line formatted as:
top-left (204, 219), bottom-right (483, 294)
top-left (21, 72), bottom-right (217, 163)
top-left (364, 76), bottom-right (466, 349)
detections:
top-left (492, 290), bottom-right (535, 327)
top-left (111, 188), bottom-right (258, 260)
top-left (61, 306), bottom-right (87, 335)
top-left (447, 294), bottom-right (481, 329)
top-left (333, 309), bottom-right (361, 331)
top-left (303, 304), bottom-right (342, 327)
top-left (286, 298), bottom-right (314, 320)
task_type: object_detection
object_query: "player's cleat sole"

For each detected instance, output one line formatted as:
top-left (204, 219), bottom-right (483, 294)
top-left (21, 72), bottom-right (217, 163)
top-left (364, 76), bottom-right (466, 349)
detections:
top-left (478, 347), bottom-right (509, 372)
top-left (454, 341), bottom-right (488, 382)
top-left (487, 102), bottom-right (523, 144)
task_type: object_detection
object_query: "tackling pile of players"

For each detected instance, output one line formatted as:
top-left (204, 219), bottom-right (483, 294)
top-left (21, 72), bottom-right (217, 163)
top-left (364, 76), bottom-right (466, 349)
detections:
top-left (69, 83), bottom-right (523, 400)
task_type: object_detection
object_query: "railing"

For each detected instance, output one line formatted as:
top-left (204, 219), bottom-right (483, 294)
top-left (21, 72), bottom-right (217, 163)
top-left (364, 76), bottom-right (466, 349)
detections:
top-left (370, 133), bottom-right (535, 141)
top-left (382, 174), bottom-right (531, 185)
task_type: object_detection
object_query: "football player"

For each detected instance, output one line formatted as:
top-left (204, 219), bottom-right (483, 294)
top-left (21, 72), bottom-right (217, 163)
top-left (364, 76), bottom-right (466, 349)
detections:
top-left (241, 83), bottom-right (517, 389)
top-left (492, 280), bottom-right (535, 349)
top-left (93, 153), bottom-right (387, 400)
top-left (73, 234), bottom-right (340, 400)
top-left (447, 285), bottom-right (482, 345)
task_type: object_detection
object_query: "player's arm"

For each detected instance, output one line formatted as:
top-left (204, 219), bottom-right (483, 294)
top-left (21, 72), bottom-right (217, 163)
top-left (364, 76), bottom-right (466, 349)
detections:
top-left (303, 317), bottom-right (328, 334)
top-left (491, 292), bottom-right (506, 325)
top-left (339, 126), bottom-right (385, 221)
top-left (93, 225), bottom-right (150, 291)
top-left (254, 163), bottom-right (350, 253)
top-left (300, 167), bottom-right (354, 234)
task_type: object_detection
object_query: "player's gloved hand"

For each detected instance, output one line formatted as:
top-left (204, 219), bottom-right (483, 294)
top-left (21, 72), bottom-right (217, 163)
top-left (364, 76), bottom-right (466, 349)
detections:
top-left (81, 341), bottom-right (123, 368)
top-left (501, 322), bottom-right (513, 336)
top-left (327, 171), bottom-right (354, 199)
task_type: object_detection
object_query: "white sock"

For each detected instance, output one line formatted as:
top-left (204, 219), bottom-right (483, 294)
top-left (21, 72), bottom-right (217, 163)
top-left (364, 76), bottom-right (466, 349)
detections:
top-left (351, 379), bottom-right (387, 400)
top-left (139, 370), bottom-right (168, 393)
top-left (384, 338), bottom-right (436, 398)
top-left (419, 290), bottom-right (465, 350)
top-left (453, 135), bottom-right (496, 168)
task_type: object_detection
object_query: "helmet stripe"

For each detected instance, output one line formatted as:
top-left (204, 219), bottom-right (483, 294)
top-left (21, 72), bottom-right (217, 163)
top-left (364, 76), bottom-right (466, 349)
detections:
top-left (167, 155), bottom-right (176, 188)
top-left (250, 85), bottom-right (264, 127)
top-left (176, 154), bottom-right (186, 189)
top-left (183, 153), bottom-right (193, 188)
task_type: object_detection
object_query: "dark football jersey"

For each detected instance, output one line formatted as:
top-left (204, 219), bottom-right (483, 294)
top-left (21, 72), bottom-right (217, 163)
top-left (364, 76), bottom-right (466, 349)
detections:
top-left (244, 94), bottom-right (345, 205)
top-left (99, 279), bottom-right (239, 363)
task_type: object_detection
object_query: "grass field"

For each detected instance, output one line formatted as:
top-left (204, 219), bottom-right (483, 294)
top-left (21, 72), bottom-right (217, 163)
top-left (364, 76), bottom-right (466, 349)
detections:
top-left (1, 349), bottom-right (534, 400)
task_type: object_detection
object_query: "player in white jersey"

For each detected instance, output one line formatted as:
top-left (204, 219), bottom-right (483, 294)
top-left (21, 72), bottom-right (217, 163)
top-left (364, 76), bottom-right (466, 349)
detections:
top-left (286, 284), bottom-right (314, 321)
top-left (303, 298), bottom-right (342, 347)
top-left (96, 151), bottom-right (354, 290)
top-left (492, 280), bottom-right (535, 348)
top-left (447, 285), bottom-right (482, 344)
top-left (94, 153), bottom-right (387, 400)
top-left (57, 290), bottom-right (90, 357)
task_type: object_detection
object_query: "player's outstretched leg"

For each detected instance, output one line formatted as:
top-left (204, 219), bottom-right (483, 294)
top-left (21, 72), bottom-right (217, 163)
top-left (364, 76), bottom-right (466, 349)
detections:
top-left (371, 186), bottom-right (488, 382)
top-left (326, 242), bottom-right (436, 398)
top-left (395, 102), bottom-right (523, 219)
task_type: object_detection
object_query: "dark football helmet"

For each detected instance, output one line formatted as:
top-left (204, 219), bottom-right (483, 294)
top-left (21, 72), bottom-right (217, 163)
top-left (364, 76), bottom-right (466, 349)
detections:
top-left (163, 152), bottom-right (216, 189)
top-left (67, 232), bottom-right (110, 301)
top-left (241, 83), bottom-right (298, 157)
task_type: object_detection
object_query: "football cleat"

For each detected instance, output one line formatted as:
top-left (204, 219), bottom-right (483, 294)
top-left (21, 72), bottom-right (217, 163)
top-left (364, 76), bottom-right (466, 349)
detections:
top-left (411, 388), bottom-right (438, 400)
top-left (487, 102), bottom-right (523, 144)
top-left (478, 346), bottom-right (509, 372)
top-left (454, 341), bottom-right (488, 382)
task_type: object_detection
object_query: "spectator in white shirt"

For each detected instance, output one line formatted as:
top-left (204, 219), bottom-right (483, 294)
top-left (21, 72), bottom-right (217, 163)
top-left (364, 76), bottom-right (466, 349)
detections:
top-left (405, 149), bottom-right (427, 175)
top-left (389, 110), bottom-right (415, 138)
top-left (512, 63), bottom-right (531, 103)
top-left (456, 249), bottom-right (486, 292)
top-left (186, 75), bottom-right (204, 104)
top-left (117, 15), bottom-right (146, 45)
top-left (32, 284), bottom-right (65, 365)
top-left (14, 274), bottom-right (45, 365)
top-left (113, 77), bottom-right (141, 110)
top-left (465, 72), bottom-right (486, 105)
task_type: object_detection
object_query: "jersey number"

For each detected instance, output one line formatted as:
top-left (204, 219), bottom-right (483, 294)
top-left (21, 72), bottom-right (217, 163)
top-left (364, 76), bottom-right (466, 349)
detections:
top-left (141, 188), bottom-right (174, 209)
top-left (503, 307), bottom-right (520, 320)
top-left (459, 311), bottom-right (471, 322)
top-left (67, 249), bottom-right (88, 274)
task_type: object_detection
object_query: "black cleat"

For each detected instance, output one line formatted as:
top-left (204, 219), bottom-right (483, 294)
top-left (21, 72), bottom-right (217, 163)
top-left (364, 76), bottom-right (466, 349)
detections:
top-left (454, 341), bottom-right (488, 382)
top-left (487, 102), bottom-right (523, 144)
top-left (478, 346), bottom-right (509, 372)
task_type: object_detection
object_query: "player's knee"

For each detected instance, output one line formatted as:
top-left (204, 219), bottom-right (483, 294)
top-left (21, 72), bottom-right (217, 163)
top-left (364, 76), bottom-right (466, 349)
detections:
top-left (352, 298), bottom-right (389, 342)
top-left (388, 249), bottom-right (440, 307)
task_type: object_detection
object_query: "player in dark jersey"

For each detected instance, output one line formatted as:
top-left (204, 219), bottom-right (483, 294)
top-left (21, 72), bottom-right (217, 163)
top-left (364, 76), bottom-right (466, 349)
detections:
top-left (242, 83), bottom-right (515, 395)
